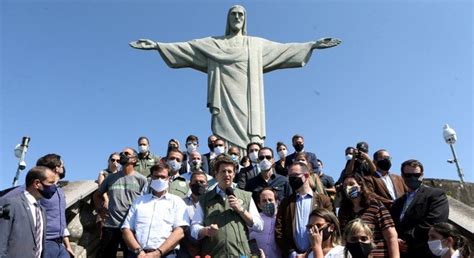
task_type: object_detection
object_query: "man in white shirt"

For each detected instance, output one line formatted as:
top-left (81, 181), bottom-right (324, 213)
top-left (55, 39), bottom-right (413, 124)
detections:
top-left (122, 163), bottom-right (189, 257)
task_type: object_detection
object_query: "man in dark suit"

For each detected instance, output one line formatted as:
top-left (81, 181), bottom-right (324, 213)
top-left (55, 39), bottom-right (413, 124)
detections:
top-left (285, 134), bottom-right (318, 171)
top-left (202, 134), bottom-right (218, 174)
top-left (390, 159), bottom-right (449, 258)
top-left (365, 149), bottom-right (407, 208)
top-left (275, 162), bottom-right (333, 257)
top-left (0, 166), bottom-right (57, 258)
top-left (236, 142), bottom-right (262, 189)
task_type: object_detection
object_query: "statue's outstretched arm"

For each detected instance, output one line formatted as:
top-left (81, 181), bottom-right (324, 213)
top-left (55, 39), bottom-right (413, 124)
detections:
top-left (312, 37), bottom-right (341, 50)
top-left (129, 39), bottom-right (159, 50)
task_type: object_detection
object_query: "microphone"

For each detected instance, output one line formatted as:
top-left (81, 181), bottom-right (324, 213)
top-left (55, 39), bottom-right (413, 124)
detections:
top-left (225, 187), bottom-right (235, 197)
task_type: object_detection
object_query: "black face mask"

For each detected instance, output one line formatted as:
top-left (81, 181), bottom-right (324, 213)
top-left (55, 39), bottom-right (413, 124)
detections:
top-left (38, 182), bottom-right (58, 199)
top-left (320, 226), bottom-right (331, 241)
top-left (346, 242), bottom-right (373, 258)
top-left (190, 183), bottom-right (207, 196)
top-left (294, 144), bottom-right (304, 152)
top-left (376, 159), bottom-right (392, 171)
top-left (289, 176), bottom-right (304, 192)
top-left (119, 152), bottom-right (130, 165)
top-left (59, 166), bottom-right (66, 179)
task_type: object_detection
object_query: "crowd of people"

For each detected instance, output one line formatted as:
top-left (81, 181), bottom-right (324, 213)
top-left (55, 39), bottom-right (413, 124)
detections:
top-left (0, 134), bottom-right (472, 258)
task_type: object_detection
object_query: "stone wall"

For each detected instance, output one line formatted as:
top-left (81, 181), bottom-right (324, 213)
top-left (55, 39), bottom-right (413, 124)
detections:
top-left (423, 178), bottom-right (474, 207)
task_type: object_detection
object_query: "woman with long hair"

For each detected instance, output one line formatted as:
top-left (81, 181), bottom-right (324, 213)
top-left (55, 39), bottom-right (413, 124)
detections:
top-left (307, 208), bottom-right (344, 257)
top-left (338, 174), bottom-right (399, 258)
top-left (97, 152), bottom-right (120, 185)
top-left (428, 222), bottom-right (472, 258)
top-left (275, 141), bottom-right (289, 176)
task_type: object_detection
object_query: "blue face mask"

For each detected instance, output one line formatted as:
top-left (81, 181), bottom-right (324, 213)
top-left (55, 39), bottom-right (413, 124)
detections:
top-left (39, 182), bottom-right (57, 199)
top-left (261, 202), bottom-right (276, 217)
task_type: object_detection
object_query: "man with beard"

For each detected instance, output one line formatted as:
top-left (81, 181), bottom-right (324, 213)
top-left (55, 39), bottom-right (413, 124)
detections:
top-left (94, 148), bottom-right (148, 258)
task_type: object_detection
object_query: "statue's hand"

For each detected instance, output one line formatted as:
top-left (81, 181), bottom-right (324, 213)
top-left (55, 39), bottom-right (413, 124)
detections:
top-left (129, 39), bottom-right (158, 50)
top-left (313, 38), bottom-right (341, 49)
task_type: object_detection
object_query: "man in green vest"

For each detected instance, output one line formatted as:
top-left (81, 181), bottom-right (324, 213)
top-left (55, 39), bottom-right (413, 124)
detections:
top-left (190, 154), bottom-right (263, 257)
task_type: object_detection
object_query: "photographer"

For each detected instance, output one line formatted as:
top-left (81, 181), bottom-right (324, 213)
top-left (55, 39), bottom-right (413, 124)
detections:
top-left (344, 142), bottom-right (376, 177)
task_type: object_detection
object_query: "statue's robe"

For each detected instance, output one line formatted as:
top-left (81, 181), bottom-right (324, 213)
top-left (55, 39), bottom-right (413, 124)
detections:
top-left (157, 36), bottom-right (314, 149)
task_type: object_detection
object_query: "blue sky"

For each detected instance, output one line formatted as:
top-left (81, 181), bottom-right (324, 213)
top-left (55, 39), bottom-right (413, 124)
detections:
top-left (1, 0), bottom-right (472, 190)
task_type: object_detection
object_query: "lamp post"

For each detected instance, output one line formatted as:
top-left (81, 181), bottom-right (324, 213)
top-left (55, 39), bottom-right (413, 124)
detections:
top-left (443, 124), bottom-right (464, 187)
top-left (12, 136), bottom-right (30, 187)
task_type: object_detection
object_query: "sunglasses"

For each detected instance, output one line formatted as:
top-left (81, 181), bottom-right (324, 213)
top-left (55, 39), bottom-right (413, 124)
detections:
top-left (258, 155), bottom-right (272, 161)
top-left (402, 173), bottom-right (422, 178)
top-left (110, 159), bottom-right (120, 162)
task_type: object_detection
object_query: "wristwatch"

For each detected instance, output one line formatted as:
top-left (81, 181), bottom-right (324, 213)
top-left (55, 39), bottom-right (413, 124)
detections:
top-left (133, 247), bottom-right (143, 255)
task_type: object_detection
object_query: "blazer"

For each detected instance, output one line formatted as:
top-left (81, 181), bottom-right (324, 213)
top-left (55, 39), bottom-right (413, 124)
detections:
top-left (275, 192), bottom-right (333, 257)
top-left (364, 172), bottom-right (407, 208)
top-left (390, 185), bottom-right (449, 258)
top-left (235, 164), bottom-right (260, 189)
top-left (0, 193), bottom-right (46, 258)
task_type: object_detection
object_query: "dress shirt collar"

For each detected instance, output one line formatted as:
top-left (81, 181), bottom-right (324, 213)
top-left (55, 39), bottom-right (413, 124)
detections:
top-left (151, 191), bottom-right (171, 200)
top-left (24, 190), bottom-right (38, 205)
top-left (296, 190), bottom-right (313, 200)
top-left (376, 170), bottom-right (390, 177)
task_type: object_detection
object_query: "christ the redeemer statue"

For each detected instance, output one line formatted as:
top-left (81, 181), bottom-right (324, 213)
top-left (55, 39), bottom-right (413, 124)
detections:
top-left (130, 5), bottom-right (340, 150)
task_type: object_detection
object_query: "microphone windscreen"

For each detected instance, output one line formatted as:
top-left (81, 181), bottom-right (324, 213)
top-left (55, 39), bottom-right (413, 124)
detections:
top-left (225, 187), bottom-right (235, 197)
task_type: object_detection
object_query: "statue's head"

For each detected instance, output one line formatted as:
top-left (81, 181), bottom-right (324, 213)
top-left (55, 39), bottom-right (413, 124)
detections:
top-left (225, 5), bottom-right (247, 36)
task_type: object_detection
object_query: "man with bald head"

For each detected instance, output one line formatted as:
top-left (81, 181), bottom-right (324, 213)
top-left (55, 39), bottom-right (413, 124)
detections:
top-left (94, 147), bottom-right (148, 258)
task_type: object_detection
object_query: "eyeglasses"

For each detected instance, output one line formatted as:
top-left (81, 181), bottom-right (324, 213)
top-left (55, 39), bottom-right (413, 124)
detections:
top-left (110, 159), bottom-right (120, 162)
top-left (402, 173), bottom-right (422, 178)
top-left (258, 155), bottom-right (272, 161)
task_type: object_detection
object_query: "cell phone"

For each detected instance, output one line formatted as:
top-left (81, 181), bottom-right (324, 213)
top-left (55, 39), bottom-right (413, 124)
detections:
top-left (248, 238), bottom-right (260, 257)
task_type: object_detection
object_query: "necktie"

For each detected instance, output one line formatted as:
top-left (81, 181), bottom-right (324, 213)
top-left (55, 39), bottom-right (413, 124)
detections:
top-left (34, 203), bottom-right (42, 258)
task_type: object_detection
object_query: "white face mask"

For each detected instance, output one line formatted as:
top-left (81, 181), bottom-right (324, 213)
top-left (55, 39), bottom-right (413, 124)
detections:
top-left (167, 159), bottom-right (182, 172)
top-left (249, 151), bottom-right (259, 163)
top-left (138, 145), bottom-right (149, 153)
top-left (214, 146), bottom-right (225, 155)
top-left (186, 143), bottom-right (197, 153)
top-left (259, 159), bottom-right (273, 171)
top-left (150, 178), bottom-right (168, 192)
top-left (278, 150), bottom-right (287, 159)
top-left (428, 239), bottom-right (449, 256)
top-left (345, 154), bottom-right (353, 161)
